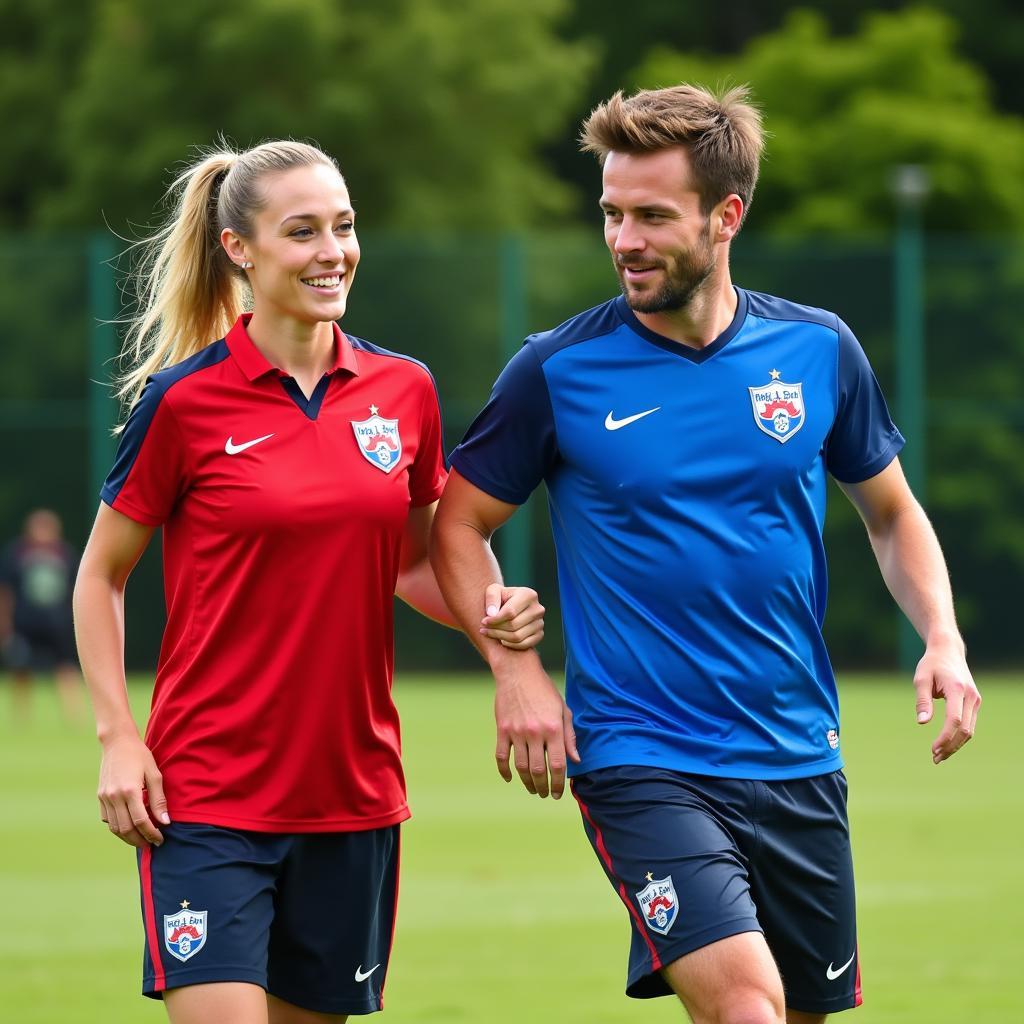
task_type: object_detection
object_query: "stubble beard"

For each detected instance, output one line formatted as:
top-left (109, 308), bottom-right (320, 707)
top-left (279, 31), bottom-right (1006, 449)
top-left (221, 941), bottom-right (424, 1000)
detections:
top-left (617, 223), bottom-right (716, 315)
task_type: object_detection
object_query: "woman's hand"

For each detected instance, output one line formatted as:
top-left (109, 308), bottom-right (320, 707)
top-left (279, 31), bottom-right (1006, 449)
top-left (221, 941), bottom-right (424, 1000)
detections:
top-left (98, 732), bottom-right (170, 848)
top-left (480, 584), bottom-right (546, 650)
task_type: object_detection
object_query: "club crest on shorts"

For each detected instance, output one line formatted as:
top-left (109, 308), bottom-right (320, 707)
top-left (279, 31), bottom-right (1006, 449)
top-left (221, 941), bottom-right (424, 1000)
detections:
top-left (163, 903), bottom-right (208, 962)
top-left (635, 875), bottom-right (679, 936)
top-left (351, 405), bottom-right (402, 473)
top-left (748, 372), bottom-right (805, 443)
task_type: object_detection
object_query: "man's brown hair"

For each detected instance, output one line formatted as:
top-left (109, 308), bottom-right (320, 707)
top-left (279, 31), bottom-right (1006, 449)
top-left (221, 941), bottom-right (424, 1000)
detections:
top-left (580, 84), bottom-right (764, 223)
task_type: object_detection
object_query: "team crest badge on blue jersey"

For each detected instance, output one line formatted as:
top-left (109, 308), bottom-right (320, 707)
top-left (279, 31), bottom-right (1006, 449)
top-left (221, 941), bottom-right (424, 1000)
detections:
top-left (163, 904), bottom-right (207, 962)
top-left (748, 373), bottom-right (805, 443)
top-left (635, 876), bottom-right (679, 936)
top-left (351, 405), bottom-right (403, 474)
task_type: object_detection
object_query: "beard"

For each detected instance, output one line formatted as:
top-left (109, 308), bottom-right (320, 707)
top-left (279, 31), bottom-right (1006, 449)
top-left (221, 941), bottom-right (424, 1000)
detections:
top-left (616, 222), bottom-right (716, 314)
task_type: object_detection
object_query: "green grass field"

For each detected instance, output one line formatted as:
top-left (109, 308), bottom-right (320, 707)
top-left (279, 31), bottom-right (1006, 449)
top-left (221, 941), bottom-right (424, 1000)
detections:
top-left (1, 673), bottom-right (1019, 1022)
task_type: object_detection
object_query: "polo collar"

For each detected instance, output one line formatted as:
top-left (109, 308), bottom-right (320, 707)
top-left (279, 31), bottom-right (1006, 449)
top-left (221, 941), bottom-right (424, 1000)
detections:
top-left (225, 314), bottom-right (360, 382)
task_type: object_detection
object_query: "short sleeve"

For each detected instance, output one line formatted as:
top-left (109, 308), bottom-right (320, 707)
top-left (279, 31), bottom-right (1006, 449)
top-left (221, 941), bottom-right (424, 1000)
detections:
top-left (825, 319), bottom-right (906, 483)
top-left (100, 379), bottom-right (189, 525)
top-left (448, 342), bottom-right (559, 505)
top-left (408, 371), bottom-right (448, 507)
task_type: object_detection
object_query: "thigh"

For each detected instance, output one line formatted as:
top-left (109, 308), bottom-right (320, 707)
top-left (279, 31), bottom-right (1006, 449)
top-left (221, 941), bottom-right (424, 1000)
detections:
top-left (138, 823), bottom-right (283, 999)
top-left (750, 772), bottom-right (859, 1016)
top-left (571, 767), bottom-right (763, 999)
top-left (268, 825), bottom-right (400, 1016)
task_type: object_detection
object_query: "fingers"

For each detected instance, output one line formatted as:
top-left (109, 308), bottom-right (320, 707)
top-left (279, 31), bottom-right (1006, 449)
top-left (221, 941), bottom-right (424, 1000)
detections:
top-left (931, 678), bottom-right (981, 764)
top-left (563, 705), bottom-right (581, 765)
top-left (495, 731), bottom-right (513, 784)
top-left (146, 768), bottom-right (171, 827)
top-left (98, 778), bottom-right (166, 848)
top-left (913, 669), bottom-right (934, 725)
top-left (504, 730), bottom-right (568, 799)
top-left (481, 588), bottom-right (545, 649)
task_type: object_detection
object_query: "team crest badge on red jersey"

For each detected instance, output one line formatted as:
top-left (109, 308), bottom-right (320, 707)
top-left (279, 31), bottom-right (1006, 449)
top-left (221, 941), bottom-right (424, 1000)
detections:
top-left (351, 405), bottom-right (403, 474)
top-left (748, 372), bottom-right (805, 443)
top-left (163, 902), bottom-right (207, 962)
top-left (635, 875), bottom-right (679, 936)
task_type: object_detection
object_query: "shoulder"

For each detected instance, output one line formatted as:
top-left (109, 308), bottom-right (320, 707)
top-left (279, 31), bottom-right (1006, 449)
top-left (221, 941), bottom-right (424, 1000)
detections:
top-left (346, 334), bottom-right (437, 389)
top-left (525, 297), bottom-right (623, 365)
top-left (142, 339), bottom-right (232, 409)
top-left (742, 289), bottom-right (843, 337)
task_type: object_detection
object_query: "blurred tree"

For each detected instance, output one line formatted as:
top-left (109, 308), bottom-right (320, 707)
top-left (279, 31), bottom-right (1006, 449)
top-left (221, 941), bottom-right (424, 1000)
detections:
top-left (0, 0), bottom-right (97, 227)
top-left (17, 0), bottom-right (593, 232)
top-left (633, 7), bottom-right (1024, 236)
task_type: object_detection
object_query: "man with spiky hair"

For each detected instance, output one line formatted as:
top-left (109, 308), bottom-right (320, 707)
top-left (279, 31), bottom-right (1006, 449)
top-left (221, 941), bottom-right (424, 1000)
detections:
top-left (431, 83), bottom-right (980, 1023)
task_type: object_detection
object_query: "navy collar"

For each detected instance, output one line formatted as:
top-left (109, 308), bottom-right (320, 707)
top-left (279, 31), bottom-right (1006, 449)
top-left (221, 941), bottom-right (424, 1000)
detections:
top-left (613, 287), bottom-right (748, 364)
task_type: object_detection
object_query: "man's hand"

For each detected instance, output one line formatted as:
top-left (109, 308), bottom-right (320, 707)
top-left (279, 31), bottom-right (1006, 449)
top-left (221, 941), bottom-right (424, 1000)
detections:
top-left (914, 640), bottom-right (981, 763)
top-left (493, 659), bottom-right (580, 798)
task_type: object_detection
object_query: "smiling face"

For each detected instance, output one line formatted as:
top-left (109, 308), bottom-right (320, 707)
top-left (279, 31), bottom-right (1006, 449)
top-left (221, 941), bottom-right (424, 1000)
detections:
top-left (600, 147), bottom-right (721, 314)
top-left (227, 162), bottom-right (360, 328)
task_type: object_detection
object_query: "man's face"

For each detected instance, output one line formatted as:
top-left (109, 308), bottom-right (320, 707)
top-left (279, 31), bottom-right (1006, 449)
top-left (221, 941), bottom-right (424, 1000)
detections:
top-left (600, 147), bottom-right (717, 314)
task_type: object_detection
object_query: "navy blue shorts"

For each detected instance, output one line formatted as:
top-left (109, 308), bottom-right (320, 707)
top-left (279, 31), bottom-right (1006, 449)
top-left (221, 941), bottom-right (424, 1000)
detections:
top-left (572, 767), bottom-right (861, 1015)
top-left (138, 823), bottom-right (400, 1015)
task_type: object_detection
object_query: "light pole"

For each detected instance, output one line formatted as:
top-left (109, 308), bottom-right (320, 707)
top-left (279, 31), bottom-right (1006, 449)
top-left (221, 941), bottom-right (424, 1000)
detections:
top-left (891, 164), bottom-right (929, 672)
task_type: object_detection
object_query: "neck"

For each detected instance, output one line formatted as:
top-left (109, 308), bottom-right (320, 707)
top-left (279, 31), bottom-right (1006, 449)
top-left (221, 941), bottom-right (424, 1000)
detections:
top-left (634, 265), bottom-right (737, 349)
top-left (245, 309), bottom-right (336, 383)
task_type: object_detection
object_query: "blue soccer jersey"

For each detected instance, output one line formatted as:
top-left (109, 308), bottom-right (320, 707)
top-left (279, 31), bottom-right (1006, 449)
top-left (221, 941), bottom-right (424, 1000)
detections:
top-left (450, 289), bottom-right (904, 779)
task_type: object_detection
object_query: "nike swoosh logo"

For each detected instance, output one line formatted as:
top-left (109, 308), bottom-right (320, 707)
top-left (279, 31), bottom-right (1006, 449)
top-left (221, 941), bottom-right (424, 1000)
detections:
top-left (225, 433), bottom-right (274, 455)
top-left (604, 407), bottom-right (661, 431)
top-left (826, 952), bottom-right (856, 980)
top-left (354, 963), bottom-right (380, 982)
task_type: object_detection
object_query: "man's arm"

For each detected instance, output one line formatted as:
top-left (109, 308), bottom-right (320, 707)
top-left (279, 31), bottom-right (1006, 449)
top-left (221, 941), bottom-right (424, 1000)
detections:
top-left (430, 469), bottom-right (579, 798)
top-left (838, 458), bottom-right (980, 763)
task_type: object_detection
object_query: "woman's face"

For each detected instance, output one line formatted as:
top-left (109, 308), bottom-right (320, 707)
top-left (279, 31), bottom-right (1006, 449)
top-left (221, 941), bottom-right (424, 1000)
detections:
top-left (239, 162), bottom-right (361, 326)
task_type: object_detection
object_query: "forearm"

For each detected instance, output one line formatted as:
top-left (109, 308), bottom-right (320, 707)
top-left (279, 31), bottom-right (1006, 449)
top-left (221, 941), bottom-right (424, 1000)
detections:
top-left (430, 517), bottom-right (536, 672)
top-left (395, 556), bottom-right (458, 628)
top-left (72, 571), bottom-right (141, 743)
top-left (867, 500), bottom-right (963, 651)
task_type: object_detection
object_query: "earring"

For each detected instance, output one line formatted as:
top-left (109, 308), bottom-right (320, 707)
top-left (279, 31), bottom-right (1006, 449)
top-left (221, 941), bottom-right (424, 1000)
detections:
top-left (240, 261), bottom-right (253, 269)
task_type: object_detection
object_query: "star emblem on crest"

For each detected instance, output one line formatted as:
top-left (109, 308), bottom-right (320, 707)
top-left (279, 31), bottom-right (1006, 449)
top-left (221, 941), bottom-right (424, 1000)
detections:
top-left (645, 871), bottom-right (654, 882)
top-left (769, 368), bottom-right (781, 380)
top-left (180, 899), bottom-right (190, 909)
top-left (369, 404), bottom-right (379, 415)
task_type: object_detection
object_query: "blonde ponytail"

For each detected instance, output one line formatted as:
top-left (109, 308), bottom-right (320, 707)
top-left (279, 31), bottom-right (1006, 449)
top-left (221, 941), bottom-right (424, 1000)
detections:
top-left (116, 140), bottom-right (340, 421)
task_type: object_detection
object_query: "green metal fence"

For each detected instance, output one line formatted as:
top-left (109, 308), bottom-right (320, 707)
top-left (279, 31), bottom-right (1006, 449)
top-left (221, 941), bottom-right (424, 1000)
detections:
top-left (1, 231), bottom-right (1021, 670)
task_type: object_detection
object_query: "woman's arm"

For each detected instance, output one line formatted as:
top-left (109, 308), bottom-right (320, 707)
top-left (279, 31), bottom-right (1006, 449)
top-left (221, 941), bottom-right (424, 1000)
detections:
top-left (74, 503), bottom-right (169, 847)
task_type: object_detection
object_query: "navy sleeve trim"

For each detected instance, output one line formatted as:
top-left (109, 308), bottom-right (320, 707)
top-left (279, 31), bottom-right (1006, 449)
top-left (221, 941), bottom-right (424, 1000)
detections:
top-left (449, 343), bottom-right (558, 506)
top-left (825, 318), bottom-right (905, 483)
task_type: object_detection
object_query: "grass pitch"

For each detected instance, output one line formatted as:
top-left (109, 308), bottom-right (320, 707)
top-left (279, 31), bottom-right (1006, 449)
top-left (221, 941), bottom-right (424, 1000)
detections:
top-left (0, 673), bottom-right (1019, 1022)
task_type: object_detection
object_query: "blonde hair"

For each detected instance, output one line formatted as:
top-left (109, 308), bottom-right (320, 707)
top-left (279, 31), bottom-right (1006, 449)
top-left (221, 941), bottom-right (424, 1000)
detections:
top-left (580, 84), bottom-right (764, 223)
top-left (117, 140), bottom-right (341, 415)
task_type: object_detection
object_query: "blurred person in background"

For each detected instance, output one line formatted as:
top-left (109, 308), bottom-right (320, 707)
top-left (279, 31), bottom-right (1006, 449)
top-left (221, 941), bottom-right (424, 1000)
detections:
top-left (73, 139), bottom-right (545, 1024)
top-left (0, 507), bottom-right (84, 721)
top-left (431, 84), bottom-right (980, 1024)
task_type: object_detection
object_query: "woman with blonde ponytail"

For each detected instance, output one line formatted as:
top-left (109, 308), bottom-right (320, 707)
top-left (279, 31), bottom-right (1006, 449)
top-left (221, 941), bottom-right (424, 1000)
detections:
top-left (73, 140), bottom-right (546, 1022)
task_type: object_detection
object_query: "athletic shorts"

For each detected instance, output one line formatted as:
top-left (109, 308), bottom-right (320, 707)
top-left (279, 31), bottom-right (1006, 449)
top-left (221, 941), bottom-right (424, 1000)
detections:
top-left (571, 766), bottom-right (861, 1015)
top-left (137, 822), bottom-right (400, 1015)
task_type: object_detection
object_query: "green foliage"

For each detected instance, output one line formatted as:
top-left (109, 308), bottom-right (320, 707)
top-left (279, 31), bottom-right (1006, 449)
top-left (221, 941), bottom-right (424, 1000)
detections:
top-left (17, 0), bottom-right (594, 232)
top-left (635, 7), bottom-right (1024, 235)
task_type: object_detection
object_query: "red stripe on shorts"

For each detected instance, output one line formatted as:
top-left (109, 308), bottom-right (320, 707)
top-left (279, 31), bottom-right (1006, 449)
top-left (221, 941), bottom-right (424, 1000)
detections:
top-left (572, 785), bottom-right (662, 971)
top-left (854, 943), bottom-right (863, 1006)
top-left (140, 846), bottom-right (166, 991)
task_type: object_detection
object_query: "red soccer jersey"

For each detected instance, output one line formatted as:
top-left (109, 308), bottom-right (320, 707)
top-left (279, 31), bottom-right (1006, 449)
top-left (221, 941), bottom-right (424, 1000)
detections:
top-left (102, 315), bottom-right (447, 831)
